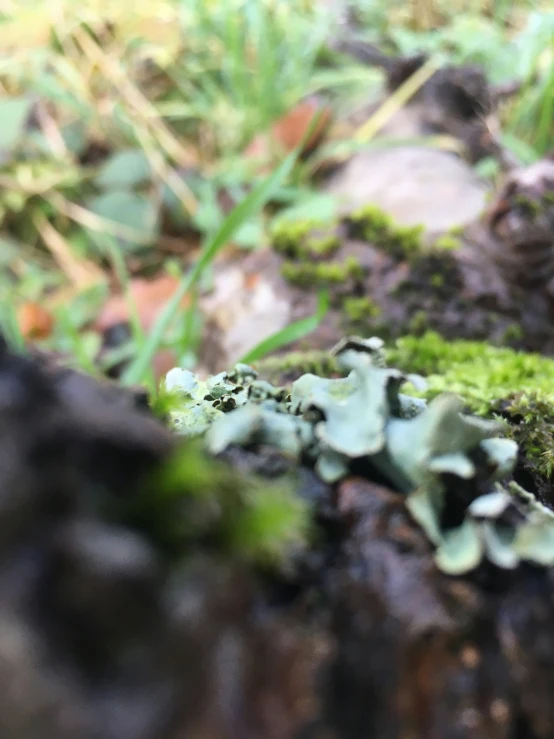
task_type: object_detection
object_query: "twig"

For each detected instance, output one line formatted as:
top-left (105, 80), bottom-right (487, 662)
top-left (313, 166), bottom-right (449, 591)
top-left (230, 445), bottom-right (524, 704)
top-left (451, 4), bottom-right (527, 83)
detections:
top-left (35, 101), bottom-right (69, 160)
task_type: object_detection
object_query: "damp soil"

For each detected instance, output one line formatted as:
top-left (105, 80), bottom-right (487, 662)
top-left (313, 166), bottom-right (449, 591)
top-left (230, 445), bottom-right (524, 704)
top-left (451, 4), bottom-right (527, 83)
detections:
top-left (4, 331), bottom-right (554, 739)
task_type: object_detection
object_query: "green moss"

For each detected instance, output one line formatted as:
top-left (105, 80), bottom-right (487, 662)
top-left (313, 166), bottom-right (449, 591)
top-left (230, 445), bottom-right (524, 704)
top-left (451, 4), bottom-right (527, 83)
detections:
top-left (343, 296), bottom-right (381, 322)
top-left (306, 233), bottom-right (340, 256)
top-left (446, 225), bottom-right (464, 237)
top-left (387, 331), bottom-right (554, 480)
top-left (348, 204), bottom-right (424, 258)
top-left (271, 219), bottom-right (340, 260)
top-left (502, 323), bottom-right (524, 343)
top-left (430, 273), bottom-right (445, 288)
top-left (407, 310), bottom-right (428, 335)
top-left (432, 234), bottom-right (461, 252)
top-left (148, 442), bottom-right (310, 565)
top-left (387, 331), bottom-right (554, 414)
top-left (543, 191), bottom-right (554, 204)
top-left (271, 219), bottom-right (317, 258)
top-left (514, 193), bottom-right (541, 217)
top-left (497, 393), bottom-right (554, 478)
top-left (281, 256), bottom-right (363, 287)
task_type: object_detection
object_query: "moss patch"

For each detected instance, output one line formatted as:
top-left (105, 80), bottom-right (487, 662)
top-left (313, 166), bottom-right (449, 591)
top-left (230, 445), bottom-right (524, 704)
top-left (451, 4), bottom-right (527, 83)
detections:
top-left (387, 331), bottom-right (554, 485)
top-left (488, 392), bottom-right (554, 500)
top-left (281, 256), bottom-right (363, 287)
top-left (387, 331), bottom-right (554, 413)
top-left (271, 220), bottom-right (318, 258)
top-left (271, 220), bottom-right (340, 259)
top-left (343, 296), bottom-right (382, 322)
top-left (347, 204), bottom-right (424, 259)
top-left (431, 234), bottom-right (462, 251)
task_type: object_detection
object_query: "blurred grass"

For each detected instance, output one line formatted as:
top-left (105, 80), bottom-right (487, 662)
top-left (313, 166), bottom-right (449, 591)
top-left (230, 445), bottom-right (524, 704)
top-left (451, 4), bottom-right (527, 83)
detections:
top-left (0, 0), bottom-right (553, 386)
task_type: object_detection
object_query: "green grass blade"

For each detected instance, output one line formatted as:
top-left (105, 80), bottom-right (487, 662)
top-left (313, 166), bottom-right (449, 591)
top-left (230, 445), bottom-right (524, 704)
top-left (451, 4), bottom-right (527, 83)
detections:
top-left (0, 301), bottom-right (25, 353)
top-left (239, 290), bottom-right (329, 365)
top-left (122, 149), bottom-right (299, 386)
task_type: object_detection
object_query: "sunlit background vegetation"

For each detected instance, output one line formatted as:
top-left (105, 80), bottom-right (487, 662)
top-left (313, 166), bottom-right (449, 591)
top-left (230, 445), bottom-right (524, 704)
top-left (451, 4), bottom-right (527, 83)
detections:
top-left (1, 0), bottom-right (552, 389)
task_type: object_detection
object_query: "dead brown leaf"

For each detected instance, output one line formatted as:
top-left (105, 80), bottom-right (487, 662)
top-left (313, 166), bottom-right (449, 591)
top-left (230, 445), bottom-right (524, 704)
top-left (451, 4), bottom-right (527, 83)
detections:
top-left (244, 97), bottom-right (332, 165)
top-left (94, 274), bottom-right (189, 333)
top-left (17, 302), bottom-right (54, 341)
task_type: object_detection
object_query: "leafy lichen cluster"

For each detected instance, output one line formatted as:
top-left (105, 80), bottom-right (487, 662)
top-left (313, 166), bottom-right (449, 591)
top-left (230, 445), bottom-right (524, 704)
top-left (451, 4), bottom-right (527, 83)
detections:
top-left (161, 336), bottom-right (554, 575)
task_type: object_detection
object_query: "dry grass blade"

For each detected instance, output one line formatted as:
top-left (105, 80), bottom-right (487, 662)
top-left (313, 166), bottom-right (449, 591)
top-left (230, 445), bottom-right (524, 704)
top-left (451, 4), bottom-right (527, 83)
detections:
top-left (132, 125), bottom-right (199, 218)
top-left (46, 193), bottom-right (192, 253)
top-left (71, 25), bottom-right (198, 215)
top-left (72, 26), bottom-right (196, 156)
top-left (354, 56), bottom-right (440, 144)
top-left (35, 102), bottom-right (69, 159)
top-left (34, 213), bottom-right (105, 288)
top-left (46, 192), bottom-right (157, 245)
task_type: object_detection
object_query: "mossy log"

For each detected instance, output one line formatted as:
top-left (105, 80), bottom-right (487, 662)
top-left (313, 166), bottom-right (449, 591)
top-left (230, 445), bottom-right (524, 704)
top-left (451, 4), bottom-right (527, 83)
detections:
top-left (4, 335), bottom-right (554, 739)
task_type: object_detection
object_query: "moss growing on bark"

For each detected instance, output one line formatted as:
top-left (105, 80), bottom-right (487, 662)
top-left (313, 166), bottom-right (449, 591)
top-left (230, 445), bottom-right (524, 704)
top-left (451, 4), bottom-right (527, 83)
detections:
top-left (271, 221), bottom-right (340, 259)
top-left (281, 256), bottom-right (364, 287)
top-left (387, 332), bottom-right (554, 412)
top-left (432, 234), bottom-right (462, 251)
top-left (347, 204), bottom-right (424, 258)
top-left (271, 220), bottom-right (317, 258)
top-left (343, 296), bottom-right (382, 322)
top-left (388, 331), bottom-right (554, 483)
top-left (491, 392), bottom-right (554, 489)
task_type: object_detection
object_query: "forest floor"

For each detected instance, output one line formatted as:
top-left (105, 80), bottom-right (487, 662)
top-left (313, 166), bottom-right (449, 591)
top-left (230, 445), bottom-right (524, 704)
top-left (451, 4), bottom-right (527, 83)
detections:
top-left (2, 3), bottom-right (554, 738)
top-left (1, 0), bottom-right (553, 389)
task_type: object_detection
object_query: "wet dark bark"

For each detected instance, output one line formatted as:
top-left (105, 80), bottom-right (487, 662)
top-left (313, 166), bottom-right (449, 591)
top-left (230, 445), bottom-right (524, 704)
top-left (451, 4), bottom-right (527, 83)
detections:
top-left (2, 341), bottom-right (554, 738)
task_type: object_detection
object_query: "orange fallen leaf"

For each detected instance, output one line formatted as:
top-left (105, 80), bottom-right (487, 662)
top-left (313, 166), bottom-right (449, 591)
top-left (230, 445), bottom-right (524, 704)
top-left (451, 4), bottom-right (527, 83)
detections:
top-left (17, 302), bottom-right (54, 341)
top-left (244, 272), bottom-right (261, 290)
top-left (95, 274), bottom-right (190, 334)
top-left (245, 97), bottom-right (332, 164)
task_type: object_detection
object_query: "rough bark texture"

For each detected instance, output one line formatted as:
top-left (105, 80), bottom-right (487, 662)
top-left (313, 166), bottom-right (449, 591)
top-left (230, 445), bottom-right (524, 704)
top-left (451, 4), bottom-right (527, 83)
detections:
top-left (2, 338), bottom-right (554, 739)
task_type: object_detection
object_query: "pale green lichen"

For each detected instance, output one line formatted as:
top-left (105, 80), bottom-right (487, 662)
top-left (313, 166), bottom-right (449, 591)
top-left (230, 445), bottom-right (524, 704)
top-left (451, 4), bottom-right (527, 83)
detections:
top-left (161, 335), bottom-right (554, 575)
top-left (412, 481), bottom-right (554, 575)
